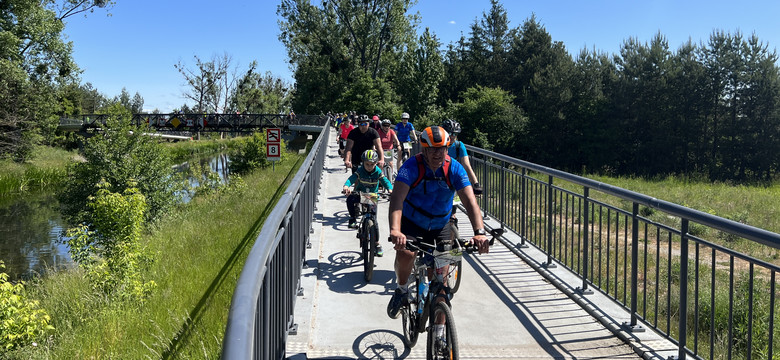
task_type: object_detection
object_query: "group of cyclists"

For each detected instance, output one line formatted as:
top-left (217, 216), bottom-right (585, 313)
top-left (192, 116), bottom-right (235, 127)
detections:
top-left (337, 111), bottom-right (487, 337)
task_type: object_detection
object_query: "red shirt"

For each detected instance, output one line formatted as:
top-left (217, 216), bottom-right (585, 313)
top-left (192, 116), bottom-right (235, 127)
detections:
top-left (378, 128), bottom-right (396, 150)
top-left (339, 123), bottom-right (354, 139)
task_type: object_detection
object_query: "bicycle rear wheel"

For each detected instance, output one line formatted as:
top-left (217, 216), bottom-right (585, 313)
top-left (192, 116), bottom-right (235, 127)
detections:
top-left (426, 302), bottom-right (459, 360)
top-left (362, 219), bottom-right (375, 282)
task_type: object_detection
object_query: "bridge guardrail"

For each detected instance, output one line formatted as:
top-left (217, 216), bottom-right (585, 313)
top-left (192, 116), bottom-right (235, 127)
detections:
top-left (466, 144), bottom-right (780, 360)
top-left (221, 119), bottom-right (329, 359)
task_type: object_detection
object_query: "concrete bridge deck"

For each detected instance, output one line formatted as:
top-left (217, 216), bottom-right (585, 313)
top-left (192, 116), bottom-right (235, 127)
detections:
top-left (286, 128), bottom-right (676, 359)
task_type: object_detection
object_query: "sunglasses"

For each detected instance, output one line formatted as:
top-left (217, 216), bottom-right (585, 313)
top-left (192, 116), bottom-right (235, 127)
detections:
top-left (359, 122), bottom-right (369, 125)
top-left (382, 124), bottom-right (390, 127)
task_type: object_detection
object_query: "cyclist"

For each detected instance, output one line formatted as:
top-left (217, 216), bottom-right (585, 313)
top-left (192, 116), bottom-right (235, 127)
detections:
top-left (343, 150), bottom-right (393, 256)
top-left (377, 118), bottom-right (402, 179)
top-left (441, 119), bottom-right (482, 195)
top-left (338, 115), bottom-right (355, 158)
top-left (370, 115), bottom-right (382, 132)
top-left (386, 126), bottom-right (488, 322)
top-left (395, 112), bottom-right (418, 169)
top-left (344, 115), bottom-right (385, 173)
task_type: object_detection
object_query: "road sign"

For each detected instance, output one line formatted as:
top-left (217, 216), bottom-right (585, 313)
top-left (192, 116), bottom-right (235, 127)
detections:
top-left (266, 128), bottom-right (281, 143)
top-left (267, 143), bottom-right (281, 161)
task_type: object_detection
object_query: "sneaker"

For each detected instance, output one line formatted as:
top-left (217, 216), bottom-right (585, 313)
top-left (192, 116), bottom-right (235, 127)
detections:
top-left (387, 288), bottom-right (408, 319)
top-left (375, 244), bottom-right (383, 257)
top-left (348, 219), bottom-right (358, 229)
top-left (435, 337), bottom-right (448, 354)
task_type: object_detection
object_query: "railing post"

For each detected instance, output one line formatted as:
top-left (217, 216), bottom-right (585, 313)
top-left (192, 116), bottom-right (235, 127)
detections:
top-left (677, 219), bottom-right (690, 359)
top-left (500, 161), bottom-right (506, 226)
top-left (545, 175), bottom-right (556, 268)
top-left (623, 203), bottom-right (644, 332)
top-left (520, 168), bottom-right (527, 248)
top-left (577, 187), bottom-right (593, 295)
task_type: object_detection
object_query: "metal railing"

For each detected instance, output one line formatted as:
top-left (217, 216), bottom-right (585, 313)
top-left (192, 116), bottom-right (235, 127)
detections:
top-left (221, 120), bottom-right (330, 359)
top-left (467, 144), bottom-right (780, 360)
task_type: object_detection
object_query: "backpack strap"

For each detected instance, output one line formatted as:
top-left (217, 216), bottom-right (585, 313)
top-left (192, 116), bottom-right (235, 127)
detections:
top-left (410, 153), bottom-right (453, 190)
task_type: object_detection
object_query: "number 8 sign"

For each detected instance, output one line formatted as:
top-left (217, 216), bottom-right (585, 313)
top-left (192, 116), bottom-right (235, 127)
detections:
top-left (267, 143), bottom-right (281, 161)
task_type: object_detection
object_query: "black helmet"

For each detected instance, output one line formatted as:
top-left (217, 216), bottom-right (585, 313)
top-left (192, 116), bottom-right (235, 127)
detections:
top-left (441, 119), bottom-right (461, 135)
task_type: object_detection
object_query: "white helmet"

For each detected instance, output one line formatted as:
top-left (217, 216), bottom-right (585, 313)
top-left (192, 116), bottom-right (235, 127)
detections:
top-left (401, 112), bottom-right (410, 119)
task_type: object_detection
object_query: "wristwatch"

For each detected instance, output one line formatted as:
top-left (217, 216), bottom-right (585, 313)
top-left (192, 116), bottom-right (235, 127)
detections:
top-left (474, 228), bottom-right (486, 236)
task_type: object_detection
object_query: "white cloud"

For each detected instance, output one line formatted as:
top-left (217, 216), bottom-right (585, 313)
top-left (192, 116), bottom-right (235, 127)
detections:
top-left (449, 20), bottom-right (456, 25)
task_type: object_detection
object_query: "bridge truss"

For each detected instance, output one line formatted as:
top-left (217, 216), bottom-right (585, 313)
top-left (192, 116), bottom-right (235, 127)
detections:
top-left (72, 113), bottom-right (329, 133)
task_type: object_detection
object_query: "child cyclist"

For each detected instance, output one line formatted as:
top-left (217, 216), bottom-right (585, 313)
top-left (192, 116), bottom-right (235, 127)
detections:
top-left (343, 150), bottom-right (393, 256)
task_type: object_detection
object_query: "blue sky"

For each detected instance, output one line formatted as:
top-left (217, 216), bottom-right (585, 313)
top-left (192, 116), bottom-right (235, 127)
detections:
top-left (62, 0), bottom-right (780, 113)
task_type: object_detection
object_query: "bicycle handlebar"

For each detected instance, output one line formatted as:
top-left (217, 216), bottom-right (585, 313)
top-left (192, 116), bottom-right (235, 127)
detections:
top-left (393, 228), bottom-right (504, 254)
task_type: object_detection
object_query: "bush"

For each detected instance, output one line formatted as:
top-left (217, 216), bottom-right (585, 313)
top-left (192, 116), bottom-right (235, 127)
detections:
top-left (65, 181), bottom-right (156, 302)
top-left (0, 262), bottom-right (54, 351)
top-left (229, 132), bottom-right (288, 175)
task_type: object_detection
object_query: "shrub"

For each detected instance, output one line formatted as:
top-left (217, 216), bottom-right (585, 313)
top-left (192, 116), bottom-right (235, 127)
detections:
top-left (65, 181), bottom-right (156, 302)
top-left (229, 132), bottom-right (288, 175)
top-left (0, 261), bottom-right (54, 351)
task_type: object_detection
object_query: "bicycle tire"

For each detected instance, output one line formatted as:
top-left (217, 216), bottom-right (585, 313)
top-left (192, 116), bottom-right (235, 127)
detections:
top-left (403, 268), bottom-right (421, 347)
top-left (401, 307), bottom-right (419, 348)
top-left (449, 260), bottom-right (463, 296)
top-left (362, 219), bottom-right (375, 282)
top-left (426, 302), bottom-right (459, 360)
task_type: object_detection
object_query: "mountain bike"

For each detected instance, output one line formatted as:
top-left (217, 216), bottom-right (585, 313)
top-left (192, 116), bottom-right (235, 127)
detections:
top-left (383, 149), bottom-right (396, 181)
top-left (357, 192), bottom-right (380, 282)
top-left (399, 228), bottom-right (503, 359)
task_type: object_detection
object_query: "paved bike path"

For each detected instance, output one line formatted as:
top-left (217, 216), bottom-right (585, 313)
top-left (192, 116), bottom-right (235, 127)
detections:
top-left (287, 128), bottom-right (652, 359)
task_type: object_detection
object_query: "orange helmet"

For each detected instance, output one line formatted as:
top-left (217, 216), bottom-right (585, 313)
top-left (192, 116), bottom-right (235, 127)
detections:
top-left (420, 126), bottom-right (451, 148)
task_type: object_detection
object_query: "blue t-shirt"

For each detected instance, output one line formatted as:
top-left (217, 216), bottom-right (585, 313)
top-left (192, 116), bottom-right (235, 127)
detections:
top-left (448, 140), bottom-right (468, 160)
top-left (395, 122), bottom-right (415, 142)
top-left (396, 155), bottom-right (471, 230)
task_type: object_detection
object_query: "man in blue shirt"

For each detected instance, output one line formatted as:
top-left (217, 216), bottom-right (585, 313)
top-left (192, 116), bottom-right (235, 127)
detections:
top-left (386, 126), bottom-right (489, 319)
top-left (395, 112), bottom-right (418, 169)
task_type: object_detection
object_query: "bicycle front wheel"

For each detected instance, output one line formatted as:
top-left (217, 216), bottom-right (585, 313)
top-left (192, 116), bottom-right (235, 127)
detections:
top-left (449, 260), bottom-right (463, 296)
top-left (427, 302), bottom-right (458, 360)
top-left (362, 219), bottom-right (375, 282)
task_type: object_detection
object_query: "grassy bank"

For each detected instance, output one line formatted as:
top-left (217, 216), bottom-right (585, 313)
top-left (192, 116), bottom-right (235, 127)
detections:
top-left (10, 153), bottom-right (303, 359)
top-left (0, 146), bottom-right (77, 196)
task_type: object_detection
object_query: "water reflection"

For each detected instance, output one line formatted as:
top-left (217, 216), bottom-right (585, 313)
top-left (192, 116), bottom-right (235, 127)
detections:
top-left (174, 153), bottom-right (231, 203)
top-left (0, 153), bottom-right (232, 282)
top-left (0, 194), bottom-right (73, 281)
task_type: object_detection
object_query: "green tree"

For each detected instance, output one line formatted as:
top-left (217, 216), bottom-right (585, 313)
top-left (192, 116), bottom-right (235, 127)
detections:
top-left (131, 91), bottom-right (144, 113)
top-left (278, 0), bottom-right (417, 112)
top-left (58, 104), bottom-right (177, 226)
top-left (0, 0), bottom-right (114, 160)
top-left (230, 61), bottom-right (292, 114)
top-left (334, 70), bottom-right (401, 117)
top-left (397, 27), bottom-right (443, 119)
top-left (449, 85), bottom-right (526, 154)
top-left (507, 15), bottom-right (575, 168)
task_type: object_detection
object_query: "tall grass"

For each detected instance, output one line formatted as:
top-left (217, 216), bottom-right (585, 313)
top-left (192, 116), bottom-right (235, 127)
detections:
top-left (10, 153), bottom-right (303, 359)
top-left (0, 146), bottom-right (75, 196)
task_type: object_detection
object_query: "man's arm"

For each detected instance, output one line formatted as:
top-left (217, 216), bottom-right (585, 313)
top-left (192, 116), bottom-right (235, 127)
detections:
top-left (457, 185), bottom-right (489, 254)
top-left (388, 181), bottom-right (410, 249)
top-left (344, 139), bottom-right (354, 168)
